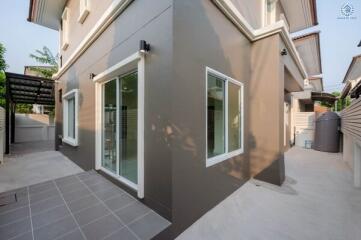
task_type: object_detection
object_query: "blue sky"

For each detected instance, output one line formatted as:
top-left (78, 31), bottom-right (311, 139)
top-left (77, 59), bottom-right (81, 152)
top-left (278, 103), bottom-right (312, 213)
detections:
top-left (0, 0), bottom-right (58, 74)
top-left (0, 0), bottom-right (360, 93)
top-left (294, 0), bottom-right (361, 93)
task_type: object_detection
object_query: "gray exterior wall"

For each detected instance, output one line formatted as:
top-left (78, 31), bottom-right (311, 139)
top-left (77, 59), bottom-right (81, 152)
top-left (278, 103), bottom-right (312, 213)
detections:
top-left (172, 0), bottom-right (251, 236)
top-left (249, 35), bottom-right (286, 185)
top-left (56, 0), bottom-right (173, 219)
top-left (55, 0), bottom-right (303, 238)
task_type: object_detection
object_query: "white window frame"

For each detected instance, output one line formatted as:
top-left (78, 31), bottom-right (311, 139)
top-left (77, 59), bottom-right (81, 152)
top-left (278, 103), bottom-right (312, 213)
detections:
top-left (94, 52), bottom-right (145, 199)
top-left (78, 0), bottom-right (90, 23)
top-left (61, 7), bottom-right (69, 50)
top-left (206, 67), bottom-right (244, 168)
top-left (62, 89), bottom-right (79, 147)
top-left (263, 0), bottom-right (277, 27)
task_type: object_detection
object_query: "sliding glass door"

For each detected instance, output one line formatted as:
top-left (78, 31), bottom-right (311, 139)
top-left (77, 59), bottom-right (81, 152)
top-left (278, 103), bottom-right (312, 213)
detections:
top-left (102, 71), bottom-right (138, 185)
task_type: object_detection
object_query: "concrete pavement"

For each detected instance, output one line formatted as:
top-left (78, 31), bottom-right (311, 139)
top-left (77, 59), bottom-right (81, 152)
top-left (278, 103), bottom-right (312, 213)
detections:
top-left (177, 147), bottom-right (361, 240)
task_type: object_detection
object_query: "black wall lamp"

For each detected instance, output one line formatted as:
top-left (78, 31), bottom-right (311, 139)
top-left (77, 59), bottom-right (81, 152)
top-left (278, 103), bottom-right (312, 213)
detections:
top-left (89, 73), bottom-right (97, 80)
top-left (281, 48), bottom-right (288, 56)
top-left (140, 40), bottom-right (151, 53)
top-left (358, 40), bottom-right (361, 47)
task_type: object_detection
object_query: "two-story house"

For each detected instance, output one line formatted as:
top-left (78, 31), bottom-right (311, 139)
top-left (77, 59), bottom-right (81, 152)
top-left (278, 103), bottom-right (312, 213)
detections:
top-left (28, 0), bottom-right (318, 238)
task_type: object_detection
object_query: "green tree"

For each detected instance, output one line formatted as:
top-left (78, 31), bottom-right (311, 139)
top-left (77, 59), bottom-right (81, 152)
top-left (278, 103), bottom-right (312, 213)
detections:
top-left (20, 46), bottom-right (58, 115)
top-left (29, 46), bottom-right (58, 78)
top-left (0, 43), bottom-right (8, 108)
top-left (320, 91), bottom-right (351, 112)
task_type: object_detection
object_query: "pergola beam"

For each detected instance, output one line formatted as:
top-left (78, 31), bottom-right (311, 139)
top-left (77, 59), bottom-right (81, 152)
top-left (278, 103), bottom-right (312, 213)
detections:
top-left (5, 72), bottom-right (55, 106)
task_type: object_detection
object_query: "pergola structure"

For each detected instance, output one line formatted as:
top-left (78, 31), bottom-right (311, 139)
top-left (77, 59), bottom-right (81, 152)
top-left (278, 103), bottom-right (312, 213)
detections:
top-left (311, 92), bottom-right (337, 104)
top-left (4, 72), bottom-right (55, 154)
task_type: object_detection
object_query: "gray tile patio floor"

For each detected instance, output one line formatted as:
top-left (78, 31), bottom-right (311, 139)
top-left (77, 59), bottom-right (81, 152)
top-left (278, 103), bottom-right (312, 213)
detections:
top-left (0, 171), bottom-right (170, 240)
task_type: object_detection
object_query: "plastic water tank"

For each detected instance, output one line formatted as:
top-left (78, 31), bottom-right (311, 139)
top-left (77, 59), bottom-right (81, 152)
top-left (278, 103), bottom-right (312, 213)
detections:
top-left (313, 112), bottom-right (340, 153)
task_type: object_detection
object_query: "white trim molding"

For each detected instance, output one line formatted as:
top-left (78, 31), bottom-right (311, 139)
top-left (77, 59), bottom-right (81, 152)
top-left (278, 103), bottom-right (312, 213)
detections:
top-left (212, 0), bottom-right (308, 80)
top-left (62, 89), bottom-right (79, 147)
top-left (94, 51), bottom-right (145, 199)
top-left (54, 0), bottom-right (134, 80)
top-left (206, 67), bottom-right (245, 168)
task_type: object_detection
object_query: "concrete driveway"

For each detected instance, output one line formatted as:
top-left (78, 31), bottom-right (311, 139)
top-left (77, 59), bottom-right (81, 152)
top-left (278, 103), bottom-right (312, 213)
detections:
top-left (177, 147), bottom-right (361, 240)
top-left (0, 141), bottom-right (83, 193)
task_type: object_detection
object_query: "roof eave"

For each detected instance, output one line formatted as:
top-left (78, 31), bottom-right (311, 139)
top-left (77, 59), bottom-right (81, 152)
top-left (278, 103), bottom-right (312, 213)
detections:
top-left (27, 0), bottom-right (34, 22)
top-left (311, 0), bottom-right (318, 27)
top-left (343, 54), bottom-right (361, 83)
top-left (293, 31), bottom-right (322, 77)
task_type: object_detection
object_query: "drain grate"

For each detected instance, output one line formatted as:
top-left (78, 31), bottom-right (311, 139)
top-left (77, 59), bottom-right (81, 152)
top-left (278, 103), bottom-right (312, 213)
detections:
top-left (0, 193), bottom-right (18, 207)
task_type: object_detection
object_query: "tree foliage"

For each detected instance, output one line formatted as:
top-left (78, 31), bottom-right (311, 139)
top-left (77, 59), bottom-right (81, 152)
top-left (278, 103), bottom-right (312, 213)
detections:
top-left (0, 43), bottom-right (8, 108)
top-left (0, 43), bottom-right (7, 71)
top-left (27, 46), bottom-right (58, 116)
top-left (320, 91), bottom-right (351, 112)
top-left (29, 46), bottom-right (58, 78)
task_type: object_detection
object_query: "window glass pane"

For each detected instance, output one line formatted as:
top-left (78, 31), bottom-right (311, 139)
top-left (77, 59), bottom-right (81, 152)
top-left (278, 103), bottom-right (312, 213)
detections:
top-left (67, 97), bottom-right (75, 139)
top-left (228, 83), bottom-right (242, 152)
top-left (207, 73), bottom-right (225, 158)
top-left (119, 71), bottom-right (138, 184)
top-left (103, 80), bottom-right (117, 173)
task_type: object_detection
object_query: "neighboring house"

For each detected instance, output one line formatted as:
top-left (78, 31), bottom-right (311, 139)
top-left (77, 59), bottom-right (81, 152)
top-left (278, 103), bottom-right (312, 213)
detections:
top-left (28, 0), bottom-right (317, 238)
top-left (24, 65), bottom-right (54, 77)
top-left (340, 54), bottom-right (361, 189)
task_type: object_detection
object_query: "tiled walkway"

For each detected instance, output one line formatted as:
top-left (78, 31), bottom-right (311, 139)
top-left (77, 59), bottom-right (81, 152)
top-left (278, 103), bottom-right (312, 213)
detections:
top-left (0, 171), bottom-right (170, 240)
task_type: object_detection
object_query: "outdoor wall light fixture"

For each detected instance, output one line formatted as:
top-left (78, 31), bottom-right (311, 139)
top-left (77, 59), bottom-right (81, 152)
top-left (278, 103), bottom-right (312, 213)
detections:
top-left (281, 49), bottom-right (288, 56)
top-left (358, 40), bottom-right (361, 47)
top-left (89, 73), bottom-right (97, 80)
top-left (140, 40), bottom-right (151, 53)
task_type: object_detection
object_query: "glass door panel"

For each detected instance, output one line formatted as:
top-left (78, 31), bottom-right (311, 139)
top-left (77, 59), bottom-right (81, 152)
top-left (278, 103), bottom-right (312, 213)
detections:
top-left (102, 71), bottom-right (138, 185)
top-left (102, 80), bottom-right (117, 173)
top-left (119, 72), bottom-right (138, 184)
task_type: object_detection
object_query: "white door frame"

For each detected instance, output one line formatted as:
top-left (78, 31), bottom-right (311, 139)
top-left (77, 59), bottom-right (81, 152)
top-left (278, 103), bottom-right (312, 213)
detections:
top-left (94, 52), bottom-right (145, 199)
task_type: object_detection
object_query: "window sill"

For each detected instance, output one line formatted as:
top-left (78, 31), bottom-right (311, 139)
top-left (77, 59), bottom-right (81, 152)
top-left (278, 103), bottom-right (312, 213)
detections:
top-left (78, 9), bottom-right (90, 24)
top-left (62, 42), bottom-right (69, 51)
top-left (62, 137), bottom-right (78, 147)
top-left (206, 149), bottom-right (244, 168)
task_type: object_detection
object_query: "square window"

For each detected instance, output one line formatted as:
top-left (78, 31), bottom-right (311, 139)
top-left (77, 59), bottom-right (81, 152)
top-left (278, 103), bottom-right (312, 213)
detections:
top-left (62, 89), bottom-right (79, 146)
top-left (228, 82), bottom-right (242, 152)
top-left (78, 0), bottom-right (90, 23)
top-left (61, 8), bottom-right (69, 50)
top-left (207, 73), bottom-right (226, 158)
top-left (206, 68), bottom-right (244, 167)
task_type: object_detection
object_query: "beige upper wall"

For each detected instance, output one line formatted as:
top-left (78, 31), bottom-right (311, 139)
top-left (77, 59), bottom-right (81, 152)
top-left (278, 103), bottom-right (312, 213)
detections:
top-left (229, 0), bottom-right (264, 29)
top-left (60, 0), bottom-right (113, 62)
top-left (228, 0), bottom-right (285, 29)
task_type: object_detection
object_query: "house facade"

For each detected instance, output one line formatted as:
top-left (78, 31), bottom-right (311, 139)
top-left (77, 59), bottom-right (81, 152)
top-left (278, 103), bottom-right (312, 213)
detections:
top-left (340, 54), bottom-right (361, 189)
top-left (28, 0), bottom-right (317, 238)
